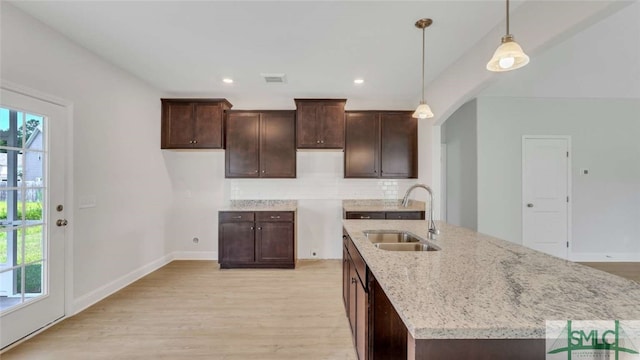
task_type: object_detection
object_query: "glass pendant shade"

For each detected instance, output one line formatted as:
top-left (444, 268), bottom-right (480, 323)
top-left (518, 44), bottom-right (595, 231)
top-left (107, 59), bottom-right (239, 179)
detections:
top-left (412, 102), bottom-right (434, 119)
top-left (486, 35), bottom-right (530, 72)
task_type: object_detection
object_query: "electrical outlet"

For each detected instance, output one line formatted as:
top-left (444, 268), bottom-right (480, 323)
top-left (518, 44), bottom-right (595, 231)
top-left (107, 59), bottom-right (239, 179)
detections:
top-left (192, 237), bottom-right (199, 244)
top-left (310, 248), bottom-right (319, 258)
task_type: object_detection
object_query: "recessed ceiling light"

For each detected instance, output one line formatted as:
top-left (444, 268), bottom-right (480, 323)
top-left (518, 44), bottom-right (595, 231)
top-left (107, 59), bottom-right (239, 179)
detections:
top-left (223, 78), bottom-right (234, 84)
top-left (354, 79), bottom-right (364, 85)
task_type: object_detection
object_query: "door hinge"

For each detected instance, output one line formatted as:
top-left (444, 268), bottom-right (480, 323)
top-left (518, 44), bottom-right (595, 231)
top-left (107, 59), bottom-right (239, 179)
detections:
top-left (566, 151), bottom-right (569, 158)
top-left (566, 241), bottom-right (569, 248)
top-left (567, 196), bottom-right (569, 203)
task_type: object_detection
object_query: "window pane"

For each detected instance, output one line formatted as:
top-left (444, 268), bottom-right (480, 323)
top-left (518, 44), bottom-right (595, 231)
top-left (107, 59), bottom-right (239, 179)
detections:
top-left (0, 267), bottom-right (22, 309)
top-left (23, 261), bottom-right (43, 296)
top-left (0, 108), bottom-right (24, 148)
top-left (17, 226), bottom-right (43, 265)
top-left (23, 151), bottom-right (45, 187)
top-left (0, 232), bottom-right (7, 264)
top-left (0, 190), bottom-right (20, 228)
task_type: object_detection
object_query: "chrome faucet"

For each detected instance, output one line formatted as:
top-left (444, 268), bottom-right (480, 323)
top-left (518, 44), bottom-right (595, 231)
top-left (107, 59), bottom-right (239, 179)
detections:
top-left (401, 184), bottom-right (439, 239)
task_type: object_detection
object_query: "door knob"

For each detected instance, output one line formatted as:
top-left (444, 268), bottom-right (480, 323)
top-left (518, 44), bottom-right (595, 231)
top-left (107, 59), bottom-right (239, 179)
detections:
top-left (56, 219), bottom-right (68, 227)
top-left (527, 203), bottom-right (534, 208)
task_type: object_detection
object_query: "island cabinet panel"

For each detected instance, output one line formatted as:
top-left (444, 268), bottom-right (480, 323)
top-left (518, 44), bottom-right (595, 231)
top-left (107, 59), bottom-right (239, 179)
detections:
top-left (225, 111), bottom-right (296, 178)
top-left (344, 111), bottom-right (417, 179)
top-left (409, 337), bottom-right (545, 360)
top-left (161, 98), bottom-right (231, 149)
top-left (369, 276), bottom-right (407, 360)
top-left (295, 99), bottom-right (346, 149)
top-left (345, 212), bottom-right (386, 220)
top-left (385, 211), bottom-right (425, 220)
top-left (342, 231), bottom-right (369, 360)
top-left (219, 211), bottom-right (295, 269)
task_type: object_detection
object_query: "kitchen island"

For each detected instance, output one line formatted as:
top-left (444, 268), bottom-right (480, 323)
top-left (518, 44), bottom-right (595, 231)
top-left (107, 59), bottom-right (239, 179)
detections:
top-left (342, 219), bottom-right (640, 359)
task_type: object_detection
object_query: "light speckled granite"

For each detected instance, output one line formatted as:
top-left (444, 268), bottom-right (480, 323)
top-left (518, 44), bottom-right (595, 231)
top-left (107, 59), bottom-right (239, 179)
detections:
top-left (221, 200), bottom-right (297, 212)
top-left (342, 199), bottom-right (425, 212)
top-left (342, 220), bottom-right (640, 340)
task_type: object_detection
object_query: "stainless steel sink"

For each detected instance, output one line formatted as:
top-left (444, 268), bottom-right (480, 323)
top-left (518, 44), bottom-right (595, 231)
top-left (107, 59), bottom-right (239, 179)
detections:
top-left (374, 242), bottom-right (439, 252)
top-left (363, 230), bottom-right (421, 244)
top-left (363, 230), bottom-right (440, 252)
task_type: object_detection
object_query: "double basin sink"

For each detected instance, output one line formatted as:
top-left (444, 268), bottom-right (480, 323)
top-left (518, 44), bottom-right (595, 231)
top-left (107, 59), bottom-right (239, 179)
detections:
top-left (363, 230), bottom-right (440, 252)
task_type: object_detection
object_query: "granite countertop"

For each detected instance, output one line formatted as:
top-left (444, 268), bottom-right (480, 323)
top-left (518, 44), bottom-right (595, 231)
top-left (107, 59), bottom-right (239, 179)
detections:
top-left (220, 200), bottom-right (297, 212)
top-left (342, 199), bottom-right (426, 212)
top-left (342, 220), bottom-right (640, 340)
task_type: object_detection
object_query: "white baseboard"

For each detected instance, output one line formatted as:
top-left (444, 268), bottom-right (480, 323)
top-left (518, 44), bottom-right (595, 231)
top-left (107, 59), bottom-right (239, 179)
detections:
top-left (570, 252), bottom-right (640, 262)
top-left (71, 253), bottom-right (173, 315)
top-left (171, 251), bottom-right (218, 260)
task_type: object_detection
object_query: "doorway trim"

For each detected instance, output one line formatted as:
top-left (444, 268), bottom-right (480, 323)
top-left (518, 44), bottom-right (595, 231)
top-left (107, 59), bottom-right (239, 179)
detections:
top-left (521, 135), bottom-right (572, 259)
top-left (0, 80), bottom-right (75, 343)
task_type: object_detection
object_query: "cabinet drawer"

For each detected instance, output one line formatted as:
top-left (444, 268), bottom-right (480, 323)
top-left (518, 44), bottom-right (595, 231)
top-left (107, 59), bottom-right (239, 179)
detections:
top-left (219, 212), bottom-right (255, 222)
top-left (385, 211), bottom-right (425, 220)
top-left (345, 212), bottom-right (385, 220)
top-left (255, 211), bottom-right (294, 222)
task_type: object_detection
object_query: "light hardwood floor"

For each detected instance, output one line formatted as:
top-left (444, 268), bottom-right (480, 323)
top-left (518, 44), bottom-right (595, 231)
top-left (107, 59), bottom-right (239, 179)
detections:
top-left (2, 260), bottom-right (357, 360)
top-left (581, 262), bottom-right (640, 283)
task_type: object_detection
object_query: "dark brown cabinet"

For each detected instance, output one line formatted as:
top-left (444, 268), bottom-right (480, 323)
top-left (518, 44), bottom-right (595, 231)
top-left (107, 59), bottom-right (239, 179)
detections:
top-left (344, 111), bottom-right (417, 178)
top-left (345, 211), bottom-right (425, 220)
top-left (225, 111), bottom-right (296, 178)
top-left (295, 99), bottom-right (346, 149)
top-left (161, 98), bottom-right (231, 149)
top-left (343, 230), bottom-right (369, 360)
top-left (219, 211), bottom-right (295, 269)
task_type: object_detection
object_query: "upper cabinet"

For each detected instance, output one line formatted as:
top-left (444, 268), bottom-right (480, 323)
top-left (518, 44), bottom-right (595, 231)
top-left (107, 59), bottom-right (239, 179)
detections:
top-left (295, 99), bottom-right (346, 149)
top-left (161, 98), bottom-right (232, 149)
top-left (344, 111), bottom-right (417, 179)
top-left (225, 111), bottom-right (296, 178)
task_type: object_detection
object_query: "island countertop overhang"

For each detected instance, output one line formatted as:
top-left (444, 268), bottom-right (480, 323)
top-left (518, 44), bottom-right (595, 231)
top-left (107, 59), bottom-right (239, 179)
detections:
top-left (342, 220), bottom-right (640, 340)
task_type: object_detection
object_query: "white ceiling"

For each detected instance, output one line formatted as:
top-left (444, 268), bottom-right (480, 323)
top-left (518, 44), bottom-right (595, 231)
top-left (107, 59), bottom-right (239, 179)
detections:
top-left (11, 1), bottom-right (526, 110)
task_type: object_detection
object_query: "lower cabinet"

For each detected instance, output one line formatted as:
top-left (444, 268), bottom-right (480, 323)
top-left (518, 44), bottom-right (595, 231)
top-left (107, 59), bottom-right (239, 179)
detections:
top-left (345, 211), bottom-right (425, 220)
top-left (219, 211), bottom-right (295, 269)
top-left (343, 230), bottom-right (369, 360)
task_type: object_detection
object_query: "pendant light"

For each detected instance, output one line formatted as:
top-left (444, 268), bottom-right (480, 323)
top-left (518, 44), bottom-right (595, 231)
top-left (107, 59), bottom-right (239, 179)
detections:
top-left (486, 0), bottom-right (530, 72)
top-left (412, 18), bottom-right (434, 119)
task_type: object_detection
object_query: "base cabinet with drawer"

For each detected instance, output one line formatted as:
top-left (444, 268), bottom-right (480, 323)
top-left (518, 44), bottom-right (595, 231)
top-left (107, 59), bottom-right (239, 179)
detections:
top-left (345, 211), bottom-right (425, 220)
top-left (219, 211), bottom-right (295, 269)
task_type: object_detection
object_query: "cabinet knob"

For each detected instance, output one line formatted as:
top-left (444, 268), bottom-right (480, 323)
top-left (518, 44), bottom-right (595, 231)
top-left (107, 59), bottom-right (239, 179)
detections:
top-left (250, 226), bottom-right (254, 230)
top-left (316, 140), bottom-right (321, 144)
top-left (258, 227), bottom-right (262, 230)
top-left (255, 170), bottom-right (258, 173)
top-left (351, 278), bottom-right (357, 284)
top-left (262, 170), bottom-right (265, 173)
top-left (193, 140), bottom-right (198, 144)
top-left (360, 216), bottom-right (370, 219)
top-left (270, 216), bottom-right (280, 219)
top-left (320, 140), bottom-right (324, 144)
top-left (342, 235), bottom-right (347, 240)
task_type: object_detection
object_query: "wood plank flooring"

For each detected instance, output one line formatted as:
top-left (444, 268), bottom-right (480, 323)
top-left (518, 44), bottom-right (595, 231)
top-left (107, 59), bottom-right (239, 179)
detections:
top-left (580, 262), bottom-right (640, 283)
top-left (2, 260), bottom-right (357, 360)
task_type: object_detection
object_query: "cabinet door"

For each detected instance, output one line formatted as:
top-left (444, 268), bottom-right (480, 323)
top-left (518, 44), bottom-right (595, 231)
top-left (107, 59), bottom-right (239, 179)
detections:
top-left (320, 104), bottom-right (345, 148)
top-left (193, 103), bottom-right (223, 148)
top-left (219, 222), bottom-right (255, 264)
top-left (255, 222), bottom-right (294, 263)
top-left (296, 104), bottom-right (319, 148)
top-left (162, 102), bottom-right (194, 148)
top-left (225, 112), bottom-right (260, 178)
top-left (343, 246), bottom-right (350, 313)
top-left (349, 259), bottom-right (358, 336)
top-left (380, 112), bottom-right (417, 178)
top-left (356, 280), bottom-right (368, 360)
top-left (345, 112), bottom-right (380, 178)
top-left (261, 111), bottom-right (296, 178)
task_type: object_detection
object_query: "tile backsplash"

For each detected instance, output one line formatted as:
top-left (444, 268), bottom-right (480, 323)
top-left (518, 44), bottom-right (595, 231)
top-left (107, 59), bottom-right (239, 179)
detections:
top-left (227, 152), bottom-right (418, 200)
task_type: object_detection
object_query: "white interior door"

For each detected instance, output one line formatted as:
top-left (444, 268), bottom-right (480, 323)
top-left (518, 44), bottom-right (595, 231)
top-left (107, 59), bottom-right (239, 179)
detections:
top-left (522, 136), bottom-right (570, 259)
top-left (0, 87), bottom-right (67, 349)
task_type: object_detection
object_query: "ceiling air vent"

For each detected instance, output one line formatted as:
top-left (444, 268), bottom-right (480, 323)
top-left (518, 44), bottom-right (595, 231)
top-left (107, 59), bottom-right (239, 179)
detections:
top-left (261, 73), bottom-right (287, 84)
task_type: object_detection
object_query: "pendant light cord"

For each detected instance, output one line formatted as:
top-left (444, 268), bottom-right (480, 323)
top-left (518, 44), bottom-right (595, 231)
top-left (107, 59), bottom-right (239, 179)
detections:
top-left (506, 0), bottom-right (510, 35)
top-left (421, 27), bottom-right (425, 102)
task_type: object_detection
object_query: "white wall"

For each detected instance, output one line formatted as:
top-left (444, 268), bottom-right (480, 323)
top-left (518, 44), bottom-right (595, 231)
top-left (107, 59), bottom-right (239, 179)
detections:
top-left (442, 100), bottom-right (477, 230)
top-left (1, 3), bottom-right (172, 310)
top-left (476, 97), bottom-right (640, 260)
